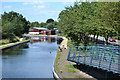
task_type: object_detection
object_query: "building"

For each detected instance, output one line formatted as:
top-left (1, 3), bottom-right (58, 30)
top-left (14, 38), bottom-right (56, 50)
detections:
top-left (28, 27), bottom-right (55, 35)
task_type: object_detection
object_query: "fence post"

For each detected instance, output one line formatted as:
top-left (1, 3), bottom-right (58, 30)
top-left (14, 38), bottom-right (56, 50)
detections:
top-left (72, 47), bottom-right (77, 61)
top-left (90, 46), bottom-right (94, 66)
top-left (77, 47), bottom-right (81, 63)
top-left (84, 46), bottom-right (87, 64)
top-left (67, 46), bottom-right (72, 60)
top-left (98, 47), bottom-right (103, 68)
top-left (108, 49), bottom-right (114, 71)
top-left (96, 46), bottom-right (99, 59)
top-left (103, 45), bottom-right (107, 61)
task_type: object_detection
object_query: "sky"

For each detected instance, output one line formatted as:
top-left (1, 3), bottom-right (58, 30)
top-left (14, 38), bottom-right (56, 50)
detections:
top-left (1, 0), bottom-right (76, 23)
top-left (2, 0), bottom-right (117, 23)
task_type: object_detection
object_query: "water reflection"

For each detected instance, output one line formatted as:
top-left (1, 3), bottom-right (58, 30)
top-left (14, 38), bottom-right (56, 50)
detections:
top-left (30, 37), bottom-right (56, 43)
top-left (2, 43), bottom-right (29, 56)
top-left (2, 37), bottom-right (59, 78)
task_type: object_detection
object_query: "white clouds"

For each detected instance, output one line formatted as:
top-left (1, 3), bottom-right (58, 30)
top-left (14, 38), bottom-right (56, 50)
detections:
top-left (4, 0), bottom-right (117, 2)
top-left (62, 0), bottom-right (75, 3)
top-left (3, 6), bottom-right (12, 9)
top-left (23, 1), bottom-right (44, 5)
top-left (50, 11), bottom-right (61, 13)
top-left (62, 1), bottom-right (74, 5)
top-left (22, 1), bottom-right (46, 9)
top-left (33, 5), bottom-right (45, 9)
top-left (2, 0), bottom-right (77, 2)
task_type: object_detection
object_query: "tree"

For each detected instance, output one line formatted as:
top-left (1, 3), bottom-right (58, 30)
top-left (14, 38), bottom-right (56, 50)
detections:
top-left (58, 2), bottom-right (120, 45)
top-left (39, 22), bottom-right (46, 27)
top-left (46, 18), bottom-right (54, 23)
top-left (31, 21), bottom-right (40, 27)
top-left (2, 11), bottom-right (30, 42)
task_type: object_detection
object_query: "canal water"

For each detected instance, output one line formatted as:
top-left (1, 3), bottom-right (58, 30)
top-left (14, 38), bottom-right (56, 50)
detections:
top-left (2, 37), bottom-right (59, 78)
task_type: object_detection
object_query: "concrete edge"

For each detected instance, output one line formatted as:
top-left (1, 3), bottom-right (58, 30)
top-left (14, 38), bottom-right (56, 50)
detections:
top-left (53, 37), bottom-right (66, 80)
top-left (53, 60), bottom-right (62, 80)
top-left (1, 40), bottom-right (30, 50)
top-left (53, 67), bottom-right (59, 79)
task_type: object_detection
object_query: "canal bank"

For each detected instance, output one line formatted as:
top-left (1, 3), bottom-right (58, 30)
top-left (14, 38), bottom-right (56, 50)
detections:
top-left (53, 37), bottom-right (68, 79)
top-left (53, 37), bottom-right (97, 79)
top-left (0, 40), bottom-right (30, 50)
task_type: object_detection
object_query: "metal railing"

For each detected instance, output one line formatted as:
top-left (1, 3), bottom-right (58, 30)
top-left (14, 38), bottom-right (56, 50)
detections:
top-left (67, 45), bottom-right (120, 74)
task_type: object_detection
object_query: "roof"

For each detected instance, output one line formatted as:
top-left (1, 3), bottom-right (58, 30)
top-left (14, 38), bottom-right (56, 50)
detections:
top-left (33, 27), bottom-right (50, 31)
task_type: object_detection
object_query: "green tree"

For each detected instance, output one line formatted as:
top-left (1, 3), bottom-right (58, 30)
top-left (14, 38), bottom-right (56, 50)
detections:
top-left (2, 11), bottom-right (30, 42)
top-left (39, 22), bottom-right (46, 27)
top-left (46, 18), bottom-right (54, 23)
top-left (31, 21), bottom-right (40, 27)
top-left (58, 2), bottom-right (120, 45)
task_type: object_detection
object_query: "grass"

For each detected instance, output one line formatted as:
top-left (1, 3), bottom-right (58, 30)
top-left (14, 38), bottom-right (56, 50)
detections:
top-left (55, 49), bottom-right (77, 74)
top-left (65, 64), bottom-right (78, 73)
top-left (0, 39), bottom-right (30, 49)
top-left (55, 38), bottom-right (88, 78)
top-left (65, 64), bottom-right (75, 68)
top-left (55, 49), bottom-right (62, 73)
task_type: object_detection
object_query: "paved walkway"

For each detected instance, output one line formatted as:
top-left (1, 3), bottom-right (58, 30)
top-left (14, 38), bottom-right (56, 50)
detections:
top-left (55, 48), bottom-right (96, 79)
top-left (55, 37), bottom-right (96, 79)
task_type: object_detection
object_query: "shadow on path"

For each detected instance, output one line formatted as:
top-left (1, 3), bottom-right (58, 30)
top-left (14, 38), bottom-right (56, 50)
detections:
top-left (73, 64), bottom-right (120, 80)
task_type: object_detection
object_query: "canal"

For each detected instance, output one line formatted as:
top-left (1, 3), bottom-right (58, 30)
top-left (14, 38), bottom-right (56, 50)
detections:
top-left (2, 37), bottom-right (59, 78)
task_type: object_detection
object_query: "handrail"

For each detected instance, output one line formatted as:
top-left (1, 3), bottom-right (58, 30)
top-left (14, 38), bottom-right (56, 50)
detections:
top-left (67, 45), bottom-right (120, 74)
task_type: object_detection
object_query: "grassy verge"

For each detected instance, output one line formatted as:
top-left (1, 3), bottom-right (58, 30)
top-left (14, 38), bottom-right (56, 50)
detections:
top-left (0, 39), bottom-right (30, 49)
top-left (55, 50), bottom-right (62, 73)
top-left (65, 64), bottom-right (78, 73)
top-left (55, 38), bottom-right (84, 78)
top-left (55, 48), bottom-right (83, 78)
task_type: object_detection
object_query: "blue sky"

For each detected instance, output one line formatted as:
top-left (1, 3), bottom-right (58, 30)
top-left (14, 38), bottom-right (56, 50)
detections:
top-left (2, 1), bottom-right (75, 23)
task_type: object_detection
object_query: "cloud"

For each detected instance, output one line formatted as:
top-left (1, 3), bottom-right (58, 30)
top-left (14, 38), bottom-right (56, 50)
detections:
top-left (50, 11), bottom-right (61, 13)
top-left (3, 0), bottom-right (116, 2)
top-left (33, 5), bottom-right (45, 9)
top-left (62, 1), bottom-right (74, 5)
top-left (3, 6), bottom-right (12, 9)
top-left (2, 0), bottom-right (77, 2)
top-left (23, 1), bottom-right (44, 5)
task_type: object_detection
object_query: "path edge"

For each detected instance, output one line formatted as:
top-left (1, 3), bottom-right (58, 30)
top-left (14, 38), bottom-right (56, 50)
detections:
top-left (1, 40), bottom-right (30, 50)
top-left (53, 37), bottom-right (68, 80)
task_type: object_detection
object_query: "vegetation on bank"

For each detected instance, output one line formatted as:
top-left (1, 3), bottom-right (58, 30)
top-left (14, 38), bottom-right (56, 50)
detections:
top-left (55, 50), bottom-right (62, 73)
top-left (65, 65), bottom-right (78, 73)
top-left (58, 2), bottom-right (120, 46)
top-left (0, 39), bottom-right (29, 49)
top-left (1, 11), bottom-right (30, 44)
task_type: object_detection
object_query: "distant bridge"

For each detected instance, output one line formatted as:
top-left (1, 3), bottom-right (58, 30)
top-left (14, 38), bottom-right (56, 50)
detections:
top-left (67, 45), bottom-right (120, 74)
top-left (24, 34), bottom-right (61, 38)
